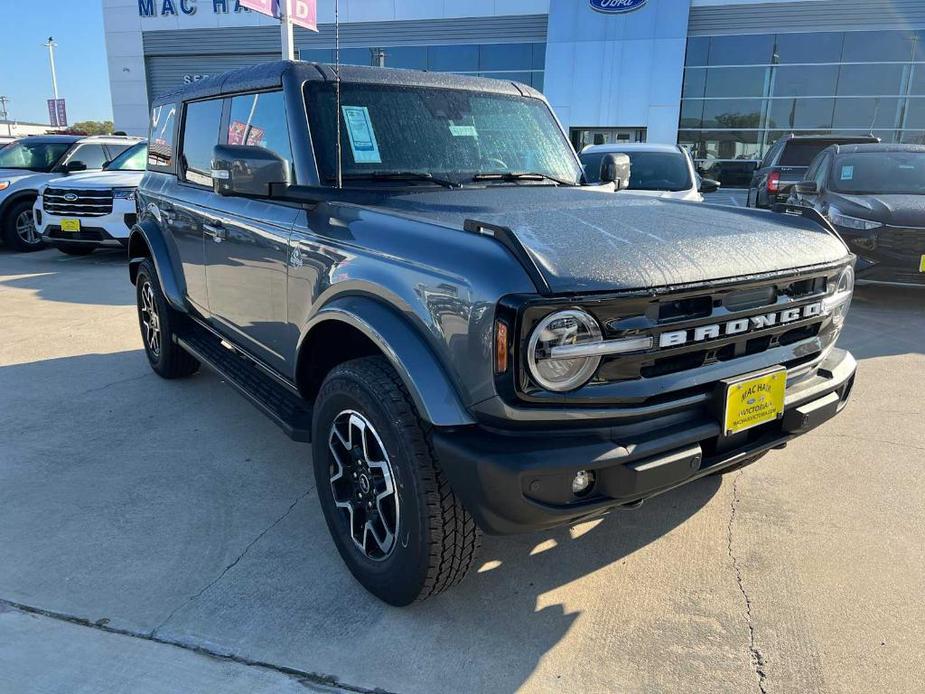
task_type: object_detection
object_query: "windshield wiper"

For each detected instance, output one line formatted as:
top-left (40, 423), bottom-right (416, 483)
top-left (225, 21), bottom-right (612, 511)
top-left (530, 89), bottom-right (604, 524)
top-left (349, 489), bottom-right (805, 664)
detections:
top-left (324, 171), bottom-right (460, 189)
top-left (471, 171), bottom-right (576, 186)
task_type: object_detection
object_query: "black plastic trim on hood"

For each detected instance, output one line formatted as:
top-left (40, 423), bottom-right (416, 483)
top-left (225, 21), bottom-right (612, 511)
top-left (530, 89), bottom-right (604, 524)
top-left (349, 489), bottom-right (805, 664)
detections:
top-left (464, 218), bottom-right (552, 295)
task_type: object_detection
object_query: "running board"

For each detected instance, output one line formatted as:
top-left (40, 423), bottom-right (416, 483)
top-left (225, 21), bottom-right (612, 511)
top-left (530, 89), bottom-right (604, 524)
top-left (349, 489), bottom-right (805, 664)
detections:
top-left (175, 319), bottom-right (313, 442)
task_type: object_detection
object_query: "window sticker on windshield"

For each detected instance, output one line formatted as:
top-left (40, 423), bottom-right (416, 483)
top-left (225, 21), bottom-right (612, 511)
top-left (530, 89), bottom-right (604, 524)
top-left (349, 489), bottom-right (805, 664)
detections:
top-left (449, 124), bottom-right (478, 137)
top-left (341, 106), bottom-right (381, 164)
top-left (840, 165), bottom-right (854, 181)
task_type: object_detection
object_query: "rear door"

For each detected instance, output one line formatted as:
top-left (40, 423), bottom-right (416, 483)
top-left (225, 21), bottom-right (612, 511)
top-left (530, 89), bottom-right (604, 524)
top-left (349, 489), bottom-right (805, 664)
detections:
top-left (172, 97), bottom-right (225, 312)
top-left (202, 90), bottom-right (299, 374)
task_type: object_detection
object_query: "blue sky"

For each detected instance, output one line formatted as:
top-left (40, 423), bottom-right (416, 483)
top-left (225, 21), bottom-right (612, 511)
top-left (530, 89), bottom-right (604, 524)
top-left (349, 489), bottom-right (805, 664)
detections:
top-left (0, 1), bottom-right (112, 125)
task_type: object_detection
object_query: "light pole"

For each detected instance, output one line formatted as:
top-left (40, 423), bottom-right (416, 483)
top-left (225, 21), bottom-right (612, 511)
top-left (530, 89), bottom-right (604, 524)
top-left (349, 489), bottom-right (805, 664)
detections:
top-left (280, 2), bottom-right (295, 60)
top-left (0, 96), bottom-right (10, 137)
top-left (43, 36), bottom-right (59, 100)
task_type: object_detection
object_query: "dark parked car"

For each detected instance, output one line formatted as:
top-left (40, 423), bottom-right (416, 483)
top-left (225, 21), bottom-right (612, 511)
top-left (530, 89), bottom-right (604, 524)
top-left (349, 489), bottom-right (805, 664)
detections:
top-left (788, 143), bottom-right (925, 286)
top-left (695, 159), bottom-right (759, 189)
top-left (128, 61), bottom-right (857, 605)
top-left (747, 134), bottom-right (880, 209)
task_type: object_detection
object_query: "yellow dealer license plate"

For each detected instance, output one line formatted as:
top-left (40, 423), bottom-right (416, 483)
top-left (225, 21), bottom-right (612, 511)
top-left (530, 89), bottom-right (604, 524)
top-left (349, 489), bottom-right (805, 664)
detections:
top-left (919, 254), bottom-right (925, 272)
top-left (60, 218), bottom-right (81, 232)
top-left (723, 368), bottom-right (787, 436)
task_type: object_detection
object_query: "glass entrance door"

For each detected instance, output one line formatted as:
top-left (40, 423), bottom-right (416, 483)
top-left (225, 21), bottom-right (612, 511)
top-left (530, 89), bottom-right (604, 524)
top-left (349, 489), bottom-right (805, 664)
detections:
top-left (570, 127), bottom-right (647, 151)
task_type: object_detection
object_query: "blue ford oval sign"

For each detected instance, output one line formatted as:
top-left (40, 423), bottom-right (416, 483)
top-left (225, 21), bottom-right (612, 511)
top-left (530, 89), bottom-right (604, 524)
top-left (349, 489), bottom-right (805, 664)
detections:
top-left (590, 0), bottom-right (648, 13)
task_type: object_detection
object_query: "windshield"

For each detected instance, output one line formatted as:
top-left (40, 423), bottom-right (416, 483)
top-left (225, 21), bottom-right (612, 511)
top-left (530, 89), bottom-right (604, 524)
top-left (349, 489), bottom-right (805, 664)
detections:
top-left (830, 151), bottom-right (925, 195)
top-left (105, 142), bottom-right (147, 171)
top-left (580, 150), bottom-right (692, 191)
top-left (305, 83), bottom-right (582, 186)
top-left (0, 140), bottom-right (71, 172)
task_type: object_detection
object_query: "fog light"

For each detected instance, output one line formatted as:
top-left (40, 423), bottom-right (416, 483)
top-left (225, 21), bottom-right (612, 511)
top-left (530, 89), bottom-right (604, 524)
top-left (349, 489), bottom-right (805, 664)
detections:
top-left (572, 470), bottom-right (594, 496)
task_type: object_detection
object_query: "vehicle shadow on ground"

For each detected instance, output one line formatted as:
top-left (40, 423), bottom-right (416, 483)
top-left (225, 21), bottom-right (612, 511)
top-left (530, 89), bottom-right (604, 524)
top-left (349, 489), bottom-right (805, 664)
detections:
top-left (840, 285), bottom-right (925, 360)
top-left (0, 348), bottom-right (723, 694)
top-left (0, 248), bottom-right (133, 306)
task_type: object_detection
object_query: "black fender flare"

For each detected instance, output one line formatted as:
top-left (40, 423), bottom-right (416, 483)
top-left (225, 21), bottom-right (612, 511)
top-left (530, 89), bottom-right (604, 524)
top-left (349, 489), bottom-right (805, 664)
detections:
top-left (0, 190), bottom-right (39, 224)
top-left (127, 219), bottom-right (188, 313)
top-left (300, 295), bottom-right (475, 427)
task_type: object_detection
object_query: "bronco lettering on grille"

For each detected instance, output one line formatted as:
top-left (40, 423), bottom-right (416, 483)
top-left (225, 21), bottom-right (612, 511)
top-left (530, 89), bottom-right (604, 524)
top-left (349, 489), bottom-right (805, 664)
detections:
top-left (658, 301), bottom-right (823, 349)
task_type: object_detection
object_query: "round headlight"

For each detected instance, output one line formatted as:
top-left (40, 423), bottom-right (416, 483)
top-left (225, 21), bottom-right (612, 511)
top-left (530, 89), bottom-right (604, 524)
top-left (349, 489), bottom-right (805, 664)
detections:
top-left (826, 265), bottom-right (854, 328)
top-left (526, 309), bottom-right (603, 392)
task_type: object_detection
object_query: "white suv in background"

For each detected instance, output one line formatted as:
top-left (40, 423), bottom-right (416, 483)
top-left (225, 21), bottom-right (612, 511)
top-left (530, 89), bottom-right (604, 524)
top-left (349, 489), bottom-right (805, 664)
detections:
top-left (579, 143), bottom-right (720, 202)
top-left (0, 134), bottom-right (141, 251)
top-left (35, 142), bottom-right (147, 256)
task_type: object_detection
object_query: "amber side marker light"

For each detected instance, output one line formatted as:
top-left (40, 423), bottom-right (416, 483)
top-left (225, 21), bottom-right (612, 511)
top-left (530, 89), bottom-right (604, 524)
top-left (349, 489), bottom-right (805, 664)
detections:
top-left (495, 320), bottom-right (509, 374)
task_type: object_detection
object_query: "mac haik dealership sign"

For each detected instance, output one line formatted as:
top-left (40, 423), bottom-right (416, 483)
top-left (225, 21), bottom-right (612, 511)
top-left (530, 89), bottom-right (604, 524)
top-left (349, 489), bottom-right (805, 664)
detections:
top-left (138, 0), bottom-right (316, 29)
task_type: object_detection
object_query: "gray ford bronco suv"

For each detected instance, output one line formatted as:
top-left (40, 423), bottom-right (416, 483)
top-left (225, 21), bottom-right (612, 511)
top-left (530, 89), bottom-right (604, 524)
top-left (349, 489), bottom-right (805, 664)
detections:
top-left (129, 61), bottom-right (857, 605)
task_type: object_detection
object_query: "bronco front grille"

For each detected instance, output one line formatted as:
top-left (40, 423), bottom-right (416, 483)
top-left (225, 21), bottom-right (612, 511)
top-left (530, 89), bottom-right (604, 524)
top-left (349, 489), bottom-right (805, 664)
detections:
top-left (43, 188), bottom-right (113, 218)
top-left (515, 269), bottom-right (834, 399)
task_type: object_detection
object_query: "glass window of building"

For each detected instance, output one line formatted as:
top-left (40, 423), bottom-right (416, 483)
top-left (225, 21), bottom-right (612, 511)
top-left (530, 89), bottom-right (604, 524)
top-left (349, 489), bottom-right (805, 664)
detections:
top-left (679, 28), bottom-right (925, 164)
top-left (708, 34), bottom-right (775, 66)
top-left (772, 32), bottom-right (844, 64)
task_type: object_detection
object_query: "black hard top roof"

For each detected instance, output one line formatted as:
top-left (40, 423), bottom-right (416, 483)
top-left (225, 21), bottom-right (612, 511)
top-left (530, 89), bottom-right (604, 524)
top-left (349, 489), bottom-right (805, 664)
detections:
top-left (831, 142), bottom-right (925, 155)
top-left (152, 60), bottom-right (542, 106)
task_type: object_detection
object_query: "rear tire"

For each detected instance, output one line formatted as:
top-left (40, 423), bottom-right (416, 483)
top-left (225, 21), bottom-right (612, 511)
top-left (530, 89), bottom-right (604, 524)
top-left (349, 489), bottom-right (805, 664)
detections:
top-left (56, 243), bottom-right (95, 256)
top-left (312, 356), bottom-right (480, 606)
top-left (2, 198), bottom-right (43, 252)
top-left (135, 258), bottom-right (199, 379)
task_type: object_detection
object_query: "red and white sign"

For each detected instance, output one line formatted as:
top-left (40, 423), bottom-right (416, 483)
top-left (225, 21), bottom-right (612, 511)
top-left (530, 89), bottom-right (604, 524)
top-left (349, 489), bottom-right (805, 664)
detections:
top-left (239, 0), bottom-right (317, 31)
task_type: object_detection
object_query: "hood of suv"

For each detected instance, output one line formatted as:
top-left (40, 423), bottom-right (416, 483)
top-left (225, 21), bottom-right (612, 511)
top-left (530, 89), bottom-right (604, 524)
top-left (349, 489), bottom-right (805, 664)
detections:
top-left (371, 186), bottom-right (849, 293)
top-left (0, 169), bottom-right (53, 188)
top-left (43, 170), bottom-right (143, 190)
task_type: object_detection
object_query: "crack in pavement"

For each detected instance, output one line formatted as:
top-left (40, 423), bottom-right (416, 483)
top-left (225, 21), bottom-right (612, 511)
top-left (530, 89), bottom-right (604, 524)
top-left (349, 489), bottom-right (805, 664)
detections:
top-left (727, 471), bottom-right (768, 694)
top-left (0, 598), bottom-right (391, 693)
top-left (152, 486), bottom-right (315, 636)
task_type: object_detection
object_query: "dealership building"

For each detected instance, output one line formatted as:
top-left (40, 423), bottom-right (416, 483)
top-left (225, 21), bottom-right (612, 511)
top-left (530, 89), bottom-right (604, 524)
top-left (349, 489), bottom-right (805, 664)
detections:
top-left (104, 0), bottom-right (925, 161)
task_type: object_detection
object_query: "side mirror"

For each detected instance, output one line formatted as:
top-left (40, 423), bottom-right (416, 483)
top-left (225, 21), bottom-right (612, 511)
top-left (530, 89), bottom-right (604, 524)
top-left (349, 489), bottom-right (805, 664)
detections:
top-left (699, 177), bottom-right (721, 194)
top-left (600, 153), bottom-right (631, 191)
top-left (211, 144), bottom-right (290, 198)
top-left (794, 180), bottom-right (818, 195)
top-left (64, 160), bottom-right (87, 173)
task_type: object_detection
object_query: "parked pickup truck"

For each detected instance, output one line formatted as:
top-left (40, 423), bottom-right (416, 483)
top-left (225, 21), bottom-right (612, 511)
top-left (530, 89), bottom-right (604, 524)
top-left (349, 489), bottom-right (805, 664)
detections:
top-left (747, 134), bottom-right (879, 210)
top-left (129, 61), bottom-right (857, 605)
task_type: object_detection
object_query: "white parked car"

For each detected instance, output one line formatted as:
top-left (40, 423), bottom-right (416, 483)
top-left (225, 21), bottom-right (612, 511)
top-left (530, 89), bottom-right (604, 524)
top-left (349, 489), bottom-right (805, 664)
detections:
top-left (0, 134), bottom-right (141, 251)
top-left (35, 142), bottom-right (146, 256)
top-left (579, 143), bottom-right (719, 202)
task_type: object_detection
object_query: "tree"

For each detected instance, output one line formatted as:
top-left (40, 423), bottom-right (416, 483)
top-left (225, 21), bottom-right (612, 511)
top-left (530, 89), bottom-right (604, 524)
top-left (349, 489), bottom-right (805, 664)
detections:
top-left (69, 120), bottom-right (114, 135)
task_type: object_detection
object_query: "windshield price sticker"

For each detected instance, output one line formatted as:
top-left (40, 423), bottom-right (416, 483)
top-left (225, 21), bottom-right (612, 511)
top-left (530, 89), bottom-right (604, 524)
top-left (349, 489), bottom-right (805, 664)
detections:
top-left (449, 124), bottom-right (478, 137)
top-left (342, 106), bottom-right (381, 164)
top-left (840, 165), bottom-right (854, 180)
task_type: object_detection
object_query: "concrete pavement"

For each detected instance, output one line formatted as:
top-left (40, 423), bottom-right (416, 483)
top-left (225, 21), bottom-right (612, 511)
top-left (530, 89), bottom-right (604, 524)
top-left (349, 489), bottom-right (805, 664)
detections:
top-left (0, 247), bottom-right (922, 693)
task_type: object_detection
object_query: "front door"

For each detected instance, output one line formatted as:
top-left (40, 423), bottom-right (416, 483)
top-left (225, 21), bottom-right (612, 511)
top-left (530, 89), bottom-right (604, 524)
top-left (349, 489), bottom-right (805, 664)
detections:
top-left (202, 90), bottom-right (300, 374)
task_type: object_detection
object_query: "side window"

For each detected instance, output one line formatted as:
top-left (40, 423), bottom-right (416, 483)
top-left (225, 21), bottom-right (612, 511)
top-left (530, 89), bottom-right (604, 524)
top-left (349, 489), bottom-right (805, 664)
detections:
top-left (227, 91), bottom-right (293, 175)
top-left (761, 142), bottom-right (779, 169)
top-left (106, 144), bottom-right (132, 162)
top-left (68, 144), bottom-right (108, 169)
top-left (149, 103), bottom-right (177, 170)
top-left (813, 153), bottom-right (830, 188)
top-left (180, 98), bottom-right (224, 187)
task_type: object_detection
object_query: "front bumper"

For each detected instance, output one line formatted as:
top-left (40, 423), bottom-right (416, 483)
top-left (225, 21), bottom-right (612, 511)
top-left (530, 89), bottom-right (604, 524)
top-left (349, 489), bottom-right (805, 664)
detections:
top-left (433, 348), bottom-right (856, 535)
top-left (34, 200), bottom-right (135, 248)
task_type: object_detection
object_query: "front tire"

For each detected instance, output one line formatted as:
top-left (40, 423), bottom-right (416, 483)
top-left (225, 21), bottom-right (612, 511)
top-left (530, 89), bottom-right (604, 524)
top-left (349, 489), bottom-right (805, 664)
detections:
top-left (2, 199), bottom-right (43, 252)
top-left (56, 243), bottom-right (95, 256)
top-left (312, 356), bottom-right (480, 606)
top-left (135, 258), bottom-right (199, 379)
